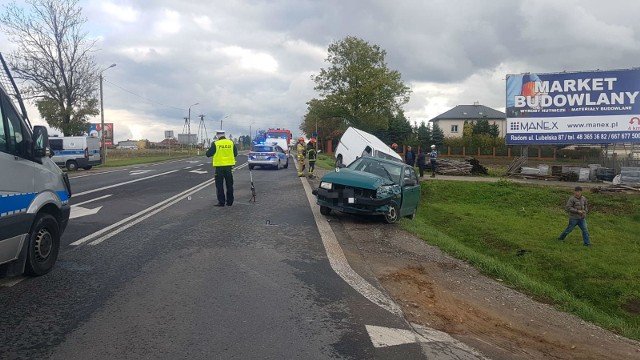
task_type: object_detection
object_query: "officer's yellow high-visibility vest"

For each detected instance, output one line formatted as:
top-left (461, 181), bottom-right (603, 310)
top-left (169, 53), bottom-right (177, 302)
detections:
top-left (213, 139), bottom-right (236, 166)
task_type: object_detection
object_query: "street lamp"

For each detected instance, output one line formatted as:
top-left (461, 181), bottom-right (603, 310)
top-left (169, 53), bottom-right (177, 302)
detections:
top-left (219, 114), bottom-right (230, 130)
top-left (99, 63), bottom-right (116, 165)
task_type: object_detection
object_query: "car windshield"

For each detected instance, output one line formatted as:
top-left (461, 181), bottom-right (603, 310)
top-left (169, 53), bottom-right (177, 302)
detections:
top-left (252, 146), bottom-right (274, 152)
top-left (347, 157), bottom-right (403, 184)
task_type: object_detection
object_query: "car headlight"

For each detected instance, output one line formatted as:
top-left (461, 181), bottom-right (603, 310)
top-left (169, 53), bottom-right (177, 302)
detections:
top-left (376, 185), bottom-right (399, 198)
top-left (320, 181), bottom-right (333, 190)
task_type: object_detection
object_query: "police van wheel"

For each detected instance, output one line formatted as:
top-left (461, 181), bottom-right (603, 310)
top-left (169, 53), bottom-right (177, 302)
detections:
top-left (320, 206), bottom-right (331, 216)
top-left (66, 160), bottom-right (78, 171)
top-left (284, 159), bottom-right (289, 168)
top-left (249, 165), bottom-right (255, 170)
top-left (25, 213), bottom-right (60, 276)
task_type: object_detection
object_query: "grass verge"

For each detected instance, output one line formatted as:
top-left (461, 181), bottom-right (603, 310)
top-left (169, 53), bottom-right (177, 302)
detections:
top-left (316, 153), bottom-right (336, 170)
top-left (99, 149), bottom-right (192, 168)
top-left (401, 179), bottom-right (640, 339)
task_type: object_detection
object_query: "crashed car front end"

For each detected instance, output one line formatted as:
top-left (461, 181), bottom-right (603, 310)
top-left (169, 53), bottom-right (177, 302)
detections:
top-left (312, 170), bottom-right (401, 215)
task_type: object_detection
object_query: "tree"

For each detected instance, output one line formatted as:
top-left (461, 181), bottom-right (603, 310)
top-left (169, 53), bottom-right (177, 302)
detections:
top-left (472, 119), bottom-right (492, 136)
top-left (431, 123), bottom-right (444, 147)
top-left (310, 36), bottom-right (411, 134)
top-left (417, 121), bottom-right (431, 147)
top-left (489, 123), bottom-right (500, 138)
top-left (375, 109), bottom-right (412, 145)
top-left (1, 0), bottom-right (99, 136)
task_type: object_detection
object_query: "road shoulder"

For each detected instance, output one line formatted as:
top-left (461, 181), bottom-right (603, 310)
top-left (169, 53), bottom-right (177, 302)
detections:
top-left (305, 173), bottom-right (640, 360)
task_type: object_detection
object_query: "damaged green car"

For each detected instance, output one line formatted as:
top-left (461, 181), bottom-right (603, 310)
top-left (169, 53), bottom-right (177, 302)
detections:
top-left (312, 156), bottom-right (421, 223)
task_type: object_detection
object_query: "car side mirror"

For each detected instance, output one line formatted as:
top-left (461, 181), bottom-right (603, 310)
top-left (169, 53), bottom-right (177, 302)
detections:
top-left (32, 125), bottom-right (49, 158)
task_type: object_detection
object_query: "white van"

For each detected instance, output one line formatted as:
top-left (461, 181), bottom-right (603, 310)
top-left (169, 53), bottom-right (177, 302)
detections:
top-left (334, 127), bottom-right (403, 167)
top-left (50, 136), bottom-right (101, 170)
top-left (0, 52), bottom-right (71, 277)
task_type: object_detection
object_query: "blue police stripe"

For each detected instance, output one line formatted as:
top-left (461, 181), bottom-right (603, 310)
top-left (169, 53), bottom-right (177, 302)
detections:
top-left (0, 192), bottom-right (36, 217)
top-left (57, 190), bottom-right (70, 204)
top-left (54, 150), bottom-right (85, 155)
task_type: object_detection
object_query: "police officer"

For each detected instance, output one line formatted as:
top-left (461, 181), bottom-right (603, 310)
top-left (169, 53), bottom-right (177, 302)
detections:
top-left (206, 130), bottom-right (238, 206)
top-left (296, 137), bottom-right (306, 177)
top-left (307, 138), bottom-right (317, 178)
top-left (429, 144), bottom-right (438, 177)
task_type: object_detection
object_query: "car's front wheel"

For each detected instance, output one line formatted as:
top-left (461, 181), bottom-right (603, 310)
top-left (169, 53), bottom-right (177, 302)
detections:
top-left (320, 206), bottom-right (331, 216)
top-left (384, 203), bottom-right (400, 224)
top-left (25, 213), bottom-right (60, 276)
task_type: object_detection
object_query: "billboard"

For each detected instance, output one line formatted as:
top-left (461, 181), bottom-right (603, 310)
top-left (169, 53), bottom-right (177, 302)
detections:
top-left (89, 123), bottom-right (114, 146)
top-left (178, 133), bottom-right (197, 145)
top-left (506, 69), bottom-right (640, 144)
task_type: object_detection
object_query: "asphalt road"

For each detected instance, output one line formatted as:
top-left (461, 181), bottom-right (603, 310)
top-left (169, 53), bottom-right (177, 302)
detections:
top-left (0, 156), bottom-right (430, 359)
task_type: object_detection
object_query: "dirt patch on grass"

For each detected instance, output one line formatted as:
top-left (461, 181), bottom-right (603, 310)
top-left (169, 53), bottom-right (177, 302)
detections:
top-left (330, 215), bottom-right (640, 360)
top-left (624, 299), bottom-right (640, 315)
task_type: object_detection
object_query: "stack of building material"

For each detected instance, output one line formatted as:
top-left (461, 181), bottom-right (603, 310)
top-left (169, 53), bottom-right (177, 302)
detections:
top-left (436, 158), bottom-right (473, 175)
top-left (621, 167), bottom-right (640, 185)
top-left (506, 157), bottom-right (527, 175)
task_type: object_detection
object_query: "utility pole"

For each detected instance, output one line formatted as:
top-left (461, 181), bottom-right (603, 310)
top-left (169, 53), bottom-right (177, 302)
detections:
top-left (187, 102), bottom-right (198, 152)
top-left (99, 63), bottom-right (116, 165)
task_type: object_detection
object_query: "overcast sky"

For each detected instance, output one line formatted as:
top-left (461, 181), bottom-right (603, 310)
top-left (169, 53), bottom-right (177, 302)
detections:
top-left (2, 0), bottom-right (640, 143)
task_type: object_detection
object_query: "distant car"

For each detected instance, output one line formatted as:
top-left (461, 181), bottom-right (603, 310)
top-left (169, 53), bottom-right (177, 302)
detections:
top-left (247, 144), bottom-right (289, 170)
top-left (312, 156), bottom-right (421, 223)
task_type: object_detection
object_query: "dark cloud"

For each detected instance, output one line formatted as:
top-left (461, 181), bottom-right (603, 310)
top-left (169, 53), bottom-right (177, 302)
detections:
top-left (3, 0), bottom-right (640, 141)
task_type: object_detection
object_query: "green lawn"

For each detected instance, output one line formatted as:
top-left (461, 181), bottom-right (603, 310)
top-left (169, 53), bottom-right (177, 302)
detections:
top-left (99, 149), bottom-right (192, 167)
top-left (402, 180), bottom-right (640, 339)
top-left (315, 153), bottom-right (336, 170)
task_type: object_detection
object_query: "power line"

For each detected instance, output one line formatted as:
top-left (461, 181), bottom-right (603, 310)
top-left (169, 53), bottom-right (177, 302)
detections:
top-left (103, 79), bottom-right (186, 112)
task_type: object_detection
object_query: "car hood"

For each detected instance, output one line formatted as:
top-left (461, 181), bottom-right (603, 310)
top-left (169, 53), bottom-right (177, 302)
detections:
top-left (320, 169), bottom-right (395, 190)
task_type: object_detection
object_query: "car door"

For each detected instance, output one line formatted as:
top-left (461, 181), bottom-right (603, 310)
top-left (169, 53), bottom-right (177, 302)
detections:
top-left (0, 91), bottom-right (36, 264)
top-left (400, 166), bottom-right (421, 217)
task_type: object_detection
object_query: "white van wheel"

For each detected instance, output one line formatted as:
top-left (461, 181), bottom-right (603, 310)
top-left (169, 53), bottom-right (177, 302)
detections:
top-left (335, 155), bottom-right (343, 168)
top-left (25, 213), bottom-right (60, 276)
top-left (66, 160), bottom-right (78, 171)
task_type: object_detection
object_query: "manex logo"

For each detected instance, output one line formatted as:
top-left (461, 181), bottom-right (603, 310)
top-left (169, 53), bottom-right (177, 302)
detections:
top-left (510, 121), bottom-right (559, 131)
top-left (630, 117), bottom-right (640, 130)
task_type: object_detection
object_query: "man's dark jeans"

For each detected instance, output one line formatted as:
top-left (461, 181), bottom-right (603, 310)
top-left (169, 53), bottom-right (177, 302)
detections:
top-left (215, 166), bottom-right (234, 205)
top-left (559, 218), bottom-right (590, 245)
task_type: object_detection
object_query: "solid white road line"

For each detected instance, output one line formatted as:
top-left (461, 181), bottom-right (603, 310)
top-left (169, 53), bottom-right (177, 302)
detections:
top-left (71, 194), bottom-right (112, 207)
top-left (299, 173), bottom-right (403, 316)
top-left (88, 180), bottom-right (214, 246)
top-left (70, 178), bottom-right (214, 246)
top-left (73, 170), bottom-right (178, 197)
top-left (71, 161), bottom-right (246, 246)
top-left (70, 169), bottom-right (130, 179)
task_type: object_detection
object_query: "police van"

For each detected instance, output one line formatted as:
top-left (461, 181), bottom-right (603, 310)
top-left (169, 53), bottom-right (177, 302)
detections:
top-left (50, 135), bottom-right (101, 170)
top-left (0, 52), bottom-right (71, 277)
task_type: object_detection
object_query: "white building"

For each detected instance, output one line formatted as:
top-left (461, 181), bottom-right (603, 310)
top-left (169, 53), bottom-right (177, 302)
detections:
top-left (430, 103), bottom-right (506, 138)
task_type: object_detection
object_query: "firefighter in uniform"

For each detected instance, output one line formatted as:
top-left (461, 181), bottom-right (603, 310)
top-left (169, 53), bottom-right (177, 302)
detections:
top-left (206, 130), bottom-right (238, 206)
top-left (296, 137), bottom-right (306, 177)
top-left (306, 138), bottom-right (317, 178)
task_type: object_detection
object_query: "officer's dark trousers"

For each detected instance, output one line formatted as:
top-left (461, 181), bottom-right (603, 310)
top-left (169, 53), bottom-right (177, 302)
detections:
top-left (215, 166), bottom-right (234, 205)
